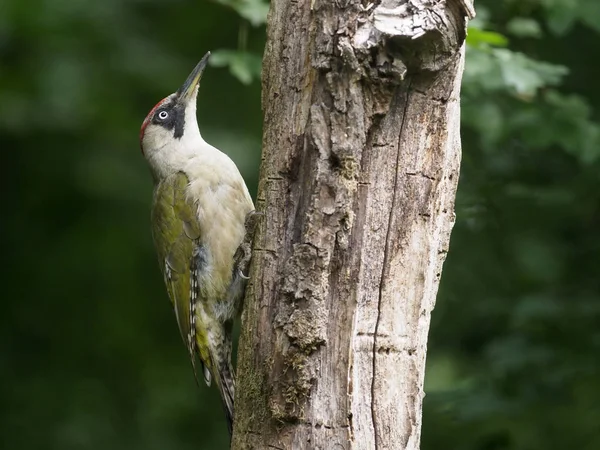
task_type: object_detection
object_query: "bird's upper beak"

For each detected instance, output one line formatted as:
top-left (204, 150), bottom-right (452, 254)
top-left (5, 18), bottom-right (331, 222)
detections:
top-left (176, 51), bottom-right (211, 104)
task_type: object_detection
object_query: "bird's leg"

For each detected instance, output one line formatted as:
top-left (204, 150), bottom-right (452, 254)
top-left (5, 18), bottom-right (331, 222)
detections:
top-left (234, 210), bottom-right (263, 280)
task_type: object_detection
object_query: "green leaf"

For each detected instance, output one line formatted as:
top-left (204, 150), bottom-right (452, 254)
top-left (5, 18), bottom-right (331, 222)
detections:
top-left (579, 0), bottom-right (600, 33)
top-left (542, 91), bottom-right (600, 163)
top-left (210, 49), bottom-right (262, 85)
top-left (494, 49), bottom-right (568, 96)
top-left (542, 0), bottom-right (578, 35)
top-left (464, 47), bottom-right (568, 97)
top-left (506, 17), bottom-right (543, 38)
top-left (467, 27), bottom-right (509, 49)
top-left (213, 0), bottom-right (269, 26)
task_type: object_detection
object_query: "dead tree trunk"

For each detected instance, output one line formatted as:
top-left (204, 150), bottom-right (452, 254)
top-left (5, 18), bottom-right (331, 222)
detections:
top-left (233, 1), bottom-right (474, 449)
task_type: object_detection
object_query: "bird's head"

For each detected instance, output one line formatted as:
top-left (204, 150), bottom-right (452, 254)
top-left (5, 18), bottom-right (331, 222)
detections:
top-left (140, 52), bottom-right (210, 177)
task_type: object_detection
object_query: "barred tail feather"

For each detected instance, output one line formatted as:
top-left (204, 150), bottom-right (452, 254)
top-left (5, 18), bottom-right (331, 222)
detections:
top-left (213, 358), bottom-right (235, 436)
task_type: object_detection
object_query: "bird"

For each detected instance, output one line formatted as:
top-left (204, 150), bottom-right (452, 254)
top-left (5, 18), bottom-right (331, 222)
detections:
top-left (139, 51), bottom-right (255, 435)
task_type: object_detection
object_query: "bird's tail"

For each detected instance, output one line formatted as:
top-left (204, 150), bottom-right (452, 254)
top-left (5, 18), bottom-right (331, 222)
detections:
top-left (214, 359), bottom-right (235, 436)
top-left (206, 326), bottom-right (236, 437)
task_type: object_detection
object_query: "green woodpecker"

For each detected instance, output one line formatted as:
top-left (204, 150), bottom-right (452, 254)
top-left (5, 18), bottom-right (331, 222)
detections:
top-left (140, 52), bottom-right (254, 435)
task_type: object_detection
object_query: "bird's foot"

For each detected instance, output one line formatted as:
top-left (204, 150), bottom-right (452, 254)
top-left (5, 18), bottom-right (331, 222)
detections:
top-left (234, 210), bottom-right (263, 279)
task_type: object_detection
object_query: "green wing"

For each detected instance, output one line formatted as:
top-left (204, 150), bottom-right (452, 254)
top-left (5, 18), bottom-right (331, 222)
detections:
top-left (151, 171), bottom-right (208, 382)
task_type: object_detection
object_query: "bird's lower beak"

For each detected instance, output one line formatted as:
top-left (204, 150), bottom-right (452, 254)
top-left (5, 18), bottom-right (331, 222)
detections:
top-left (177, 51), bottom-right (211, 104)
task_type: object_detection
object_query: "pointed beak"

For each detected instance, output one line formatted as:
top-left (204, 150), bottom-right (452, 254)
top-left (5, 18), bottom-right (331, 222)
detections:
top-left (176, 51), bottom-right (211, 104)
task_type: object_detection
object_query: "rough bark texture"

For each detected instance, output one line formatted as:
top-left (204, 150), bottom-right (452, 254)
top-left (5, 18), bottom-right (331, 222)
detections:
top-left (233, 1), bottom-right (474, 449)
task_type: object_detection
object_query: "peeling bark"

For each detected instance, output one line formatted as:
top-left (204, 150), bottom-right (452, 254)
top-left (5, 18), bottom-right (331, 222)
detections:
top-left (233, 1), bottom-right (474, 449)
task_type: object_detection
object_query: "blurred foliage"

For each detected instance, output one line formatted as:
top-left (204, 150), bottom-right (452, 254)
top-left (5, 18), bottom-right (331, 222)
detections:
top-left (426, 2), bottom-right (600, 450)
top-left (1, 0), bottom-right (599, 449)
top-left (213, 0), bottom-right (269, 27)
top-left (210, 49), bottom-right (262, 86)
top-left (0, 1), bottom-right (263, 449)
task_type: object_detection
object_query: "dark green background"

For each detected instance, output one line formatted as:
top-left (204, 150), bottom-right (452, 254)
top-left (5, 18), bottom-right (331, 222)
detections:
top-left (1, 1), bottom-right (599, 449)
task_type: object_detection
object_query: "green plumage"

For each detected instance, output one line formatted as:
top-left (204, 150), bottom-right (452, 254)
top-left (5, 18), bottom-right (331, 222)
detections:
top-left (152, 172), bottom-right (198, 355)
top-left (150, 171), bottom-right (236, 433)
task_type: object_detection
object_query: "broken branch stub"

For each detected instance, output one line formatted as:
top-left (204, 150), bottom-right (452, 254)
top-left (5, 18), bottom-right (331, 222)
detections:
top-left (233, 1), bottom-right (474, 449)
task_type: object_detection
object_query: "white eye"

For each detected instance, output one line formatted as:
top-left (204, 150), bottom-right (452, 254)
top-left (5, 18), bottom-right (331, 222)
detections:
top-left (158, 110), bottom-right (169, 120)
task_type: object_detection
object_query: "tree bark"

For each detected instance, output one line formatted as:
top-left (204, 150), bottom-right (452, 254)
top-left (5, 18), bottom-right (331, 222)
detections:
top-left (233, 1), bottom-right (474, 449)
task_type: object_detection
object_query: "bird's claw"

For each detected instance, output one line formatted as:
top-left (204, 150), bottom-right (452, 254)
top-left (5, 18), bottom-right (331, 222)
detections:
top-left (233, 209), bottom-right (264, 281)
top-left (238, 269), bottom-right (250, 280)
top-left (244, 210), bottom-right (264, 234)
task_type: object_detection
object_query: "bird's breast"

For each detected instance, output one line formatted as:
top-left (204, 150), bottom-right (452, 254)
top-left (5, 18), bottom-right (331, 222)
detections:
top-left (186, 175), bottom-right (253, 300)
